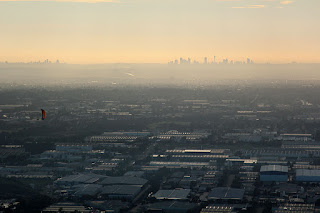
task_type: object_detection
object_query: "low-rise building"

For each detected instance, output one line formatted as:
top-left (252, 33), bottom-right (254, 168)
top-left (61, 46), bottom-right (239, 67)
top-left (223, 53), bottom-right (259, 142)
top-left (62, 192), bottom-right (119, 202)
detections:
top-left (99, 176), bottom-right (148, 187)
top-left (296, 169), bottom-right (320, 182)
top-left (100, 185), bottom-right (142, 201)
top-left (42, 202), bottom-right (90, 213)
top-left (153, 189), bottom-right (191, 200)
top-left (147, 201), bottom-right (198, 213)
top-left (260, 165), bottom-right (288, 182)
top-left (55, 173), bottom-right (107, 186)
top-left (207, 187), bottom-right (245, 201)
top-left (272, 203), bottom-right (314, 213)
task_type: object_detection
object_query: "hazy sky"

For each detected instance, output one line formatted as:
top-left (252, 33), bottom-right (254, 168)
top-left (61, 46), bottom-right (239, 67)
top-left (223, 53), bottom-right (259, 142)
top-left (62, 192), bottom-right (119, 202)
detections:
top-left (0, 0), bottom-right (319, 64)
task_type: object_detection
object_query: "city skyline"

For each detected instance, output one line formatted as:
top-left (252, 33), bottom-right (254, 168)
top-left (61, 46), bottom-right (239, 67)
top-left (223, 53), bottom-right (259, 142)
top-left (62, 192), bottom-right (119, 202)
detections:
top-left (1, 1), bottom-right (320, 212)
top-left (169, 56), bottom-right (254, 65)
top-left (4, 57), bottom-right (320, 65)
top-left (0, 0), bottom-right (320, 64)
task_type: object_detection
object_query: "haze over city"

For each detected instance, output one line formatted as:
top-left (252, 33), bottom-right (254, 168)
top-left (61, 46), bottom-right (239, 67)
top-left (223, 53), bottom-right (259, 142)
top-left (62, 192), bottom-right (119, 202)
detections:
top-left (1, 0), bottom-right (320, 64)
top-left (2, 0), bottom-right (320, 213)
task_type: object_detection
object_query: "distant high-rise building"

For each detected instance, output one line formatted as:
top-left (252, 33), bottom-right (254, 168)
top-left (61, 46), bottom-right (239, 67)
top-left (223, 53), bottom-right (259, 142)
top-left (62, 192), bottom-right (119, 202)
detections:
top-left (180, 58), bottom-right (189, 64)
top-left (204, 57), bottom-right (207, 64)
top-left (188, 58), bottom-right (191, 64)
top-left (174, 59), bottom-right (178, 65)
top-left (223, 58), bottom-right (229, 64)
top-left (214, 56), bottom-right (216, 64)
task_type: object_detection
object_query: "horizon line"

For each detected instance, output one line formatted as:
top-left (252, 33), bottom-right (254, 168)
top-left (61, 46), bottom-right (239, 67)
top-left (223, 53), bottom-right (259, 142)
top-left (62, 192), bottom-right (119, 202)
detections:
top-left (1, 61), bottom-right (320, 65)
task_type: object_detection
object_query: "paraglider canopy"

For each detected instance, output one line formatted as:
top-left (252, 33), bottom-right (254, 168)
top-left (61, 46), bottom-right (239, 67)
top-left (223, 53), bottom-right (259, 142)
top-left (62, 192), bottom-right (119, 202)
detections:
top-left (41, 109), bottom-right (45, 120)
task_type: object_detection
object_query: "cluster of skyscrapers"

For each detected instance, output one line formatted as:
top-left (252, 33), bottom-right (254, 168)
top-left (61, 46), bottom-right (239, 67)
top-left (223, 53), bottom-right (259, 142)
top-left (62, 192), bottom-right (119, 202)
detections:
top-left (168, 56), bottom-right (254, 65)
top-left (0, 59), bottom-right (61, 64)
top-left (29, 59), bottom-right (61, 64)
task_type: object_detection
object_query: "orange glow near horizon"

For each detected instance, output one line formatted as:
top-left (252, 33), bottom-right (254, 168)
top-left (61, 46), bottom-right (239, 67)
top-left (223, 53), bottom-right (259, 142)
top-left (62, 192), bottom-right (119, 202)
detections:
top-left (0, 0), bottom-right (319, 64)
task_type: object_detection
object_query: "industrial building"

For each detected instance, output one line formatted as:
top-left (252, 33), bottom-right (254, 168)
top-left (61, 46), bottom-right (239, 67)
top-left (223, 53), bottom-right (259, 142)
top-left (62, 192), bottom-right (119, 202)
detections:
top-left (73, 184), bottom-right (102, 197)
top-left (41, 202), bottom-right (91, 213)
top-left (260, 165), bottom-right (288, 182)
top-left (152, 130), bottom-right (210, 142)
top-left (281, 141), bottom-right (320, 149)
top-left (296, 169), bottom-right (320, 182)
top-left (272, 203), bottom-right (315, 213)
top-left (165, 149), bottom-right (230, 155)
top-left (147, 201), bottom-right (198, 213)
top-left (200, 204), bottom-right (248, 213)
top-left (153, 189), bottom-right (191, 200)
top-left (277, 133), bottom-right (313, 141)
top-left (99, 176), bottom-right (148, 187)
top-left (207, 187), bottom-right (245, 201)
top-left (242, 149), bottom-right (320, 158)
top-left (55, 173), bottom-right (107, 186)
top-left (149, 161), bottom-right (210, 169)
top-left (100, 185), bottom-right (142, 201)
top-left (90, 132), bottom-right (151, 143)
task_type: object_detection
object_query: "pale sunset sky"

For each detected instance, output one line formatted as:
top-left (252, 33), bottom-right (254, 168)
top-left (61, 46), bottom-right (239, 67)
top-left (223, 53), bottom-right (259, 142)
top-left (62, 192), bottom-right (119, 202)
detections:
top-left (0, 0), bottom-right (319, 64)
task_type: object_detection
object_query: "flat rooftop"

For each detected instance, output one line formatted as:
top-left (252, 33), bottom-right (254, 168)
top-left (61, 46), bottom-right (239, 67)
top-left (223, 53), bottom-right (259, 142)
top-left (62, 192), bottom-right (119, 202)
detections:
top-left (260, 165), bottom-right (288, 173)
top-left (296, 169), bottom-right (320, 177)
top-left (153, 189), bottom-right (191, 200)
top-left (208, 187), bottom-right (245, 200)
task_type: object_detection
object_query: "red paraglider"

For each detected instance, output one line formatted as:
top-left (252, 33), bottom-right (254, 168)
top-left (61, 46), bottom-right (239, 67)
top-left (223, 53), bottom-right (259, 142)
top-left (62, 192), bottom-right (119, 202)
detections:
top-left (41, 109), bottom-right (45, 120)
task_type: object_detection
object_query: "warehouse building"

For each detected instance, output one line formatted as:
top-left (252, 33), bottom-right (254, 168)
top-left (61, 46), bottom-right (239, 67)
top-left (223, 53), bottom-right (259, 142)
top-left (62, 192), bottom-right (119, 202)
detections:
top-left (277, 133), bottom-right (313, 141)
top-left (149, 161), bottom-right (210, 169)
top-left (296, 169), bottom-right (320, 182)
top-left (200, 204), bottom-right (248, 213)
top-left (207, 187), bottom-right (245, 201)
top-left (273, 203), bottom-right (314, 213)
top-left (153, 189), bottom-right (191, 200)
top-left (42, 202), bottom-right (90, 213)
top-left (100, 185), bottom-right (142, 201)
top-left (260, 165), bottom-right (288, 182)
top-left (90, 132), bottom-right (151, 143)
top-left (55, 173), bottom-right (107, 186)
top-left (99, 176), bottom-right (148, 187)
top-left (152, 130), bottom-right (210, 142)
top-left (73, 184), bottom-right (102, 197)
top-left (147, 201), bottom-right (198, 213)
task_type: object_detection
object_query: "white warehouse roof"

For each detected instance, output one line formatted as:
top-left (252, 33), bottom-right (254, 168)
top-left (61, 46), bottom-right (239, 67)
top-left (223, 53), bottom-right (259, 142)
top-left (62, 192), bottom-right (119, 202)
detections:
top-left (260, 165), bottom-right (288, 173)
top-left (296, 169), bottom-right (320, 177)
